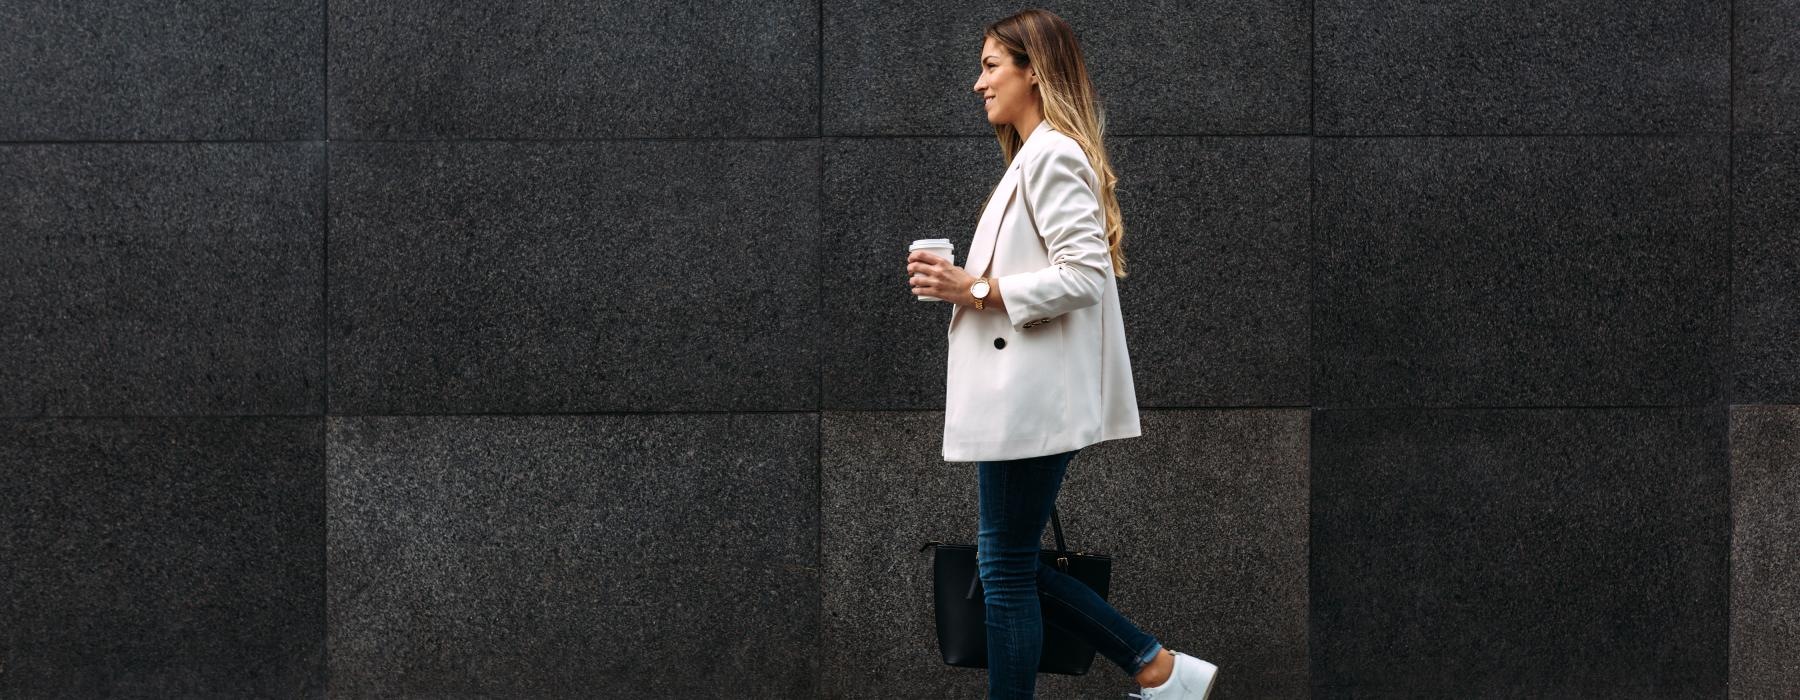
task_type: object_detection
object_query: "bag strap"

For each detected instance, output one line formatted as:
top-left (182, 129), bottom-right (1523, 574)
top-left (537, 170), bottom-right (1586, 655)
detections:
top-left (912, 504), bottom-right (1071, 554)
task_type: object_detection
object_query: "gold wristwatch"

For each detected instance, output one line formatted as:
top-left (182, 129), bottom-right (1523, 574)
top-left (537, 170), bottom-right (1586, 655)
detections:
top-left (970, 277), bottom-right (991, 310)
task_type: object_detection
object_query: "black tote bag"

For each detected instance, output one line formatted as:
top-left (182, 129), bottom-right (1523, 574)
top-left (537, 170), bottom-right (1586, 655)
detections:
top-left (918, 507), bottom-right (1114, 675)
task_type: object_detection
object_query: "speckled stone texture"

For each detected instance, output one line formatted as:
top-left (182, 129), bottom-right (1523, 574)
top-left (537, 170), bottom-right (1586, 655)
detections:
top-left (0, 144), bottom-right (327, 417)
top-left (326, 413), bottom-right (819, 697)
top-left (821, 137), bottom-right (999, 410)
top-left (824, 2), bottom-right (1309, 134)
top-left (0, 1), bottom-right (322, 141)
top-left (1314, 136), bottom-right (1729, 408)
top-left (327, 140), bottom-right (820, 414)
top-left (329, 1), bottom-right (818, 139)
top-left (1736, 0), bottom-right (1800, 133)
top-left (0, 418), bottom-right (326, 696)
top-left (1730, 406), bottom-right (1800, 698)
top-left (820, 410), bottom-right (1308, 699)
top-left (1311, 408), bottom-right (1730, 697)
top-left (1733, 136), bottom-right (1800, 403)
top-left (1107, 137), bottom-right (1312, 407)
top-left (1316, 1), bottom-right (1727, 134)
top-left (4, 0), bottom-right (1796, 695)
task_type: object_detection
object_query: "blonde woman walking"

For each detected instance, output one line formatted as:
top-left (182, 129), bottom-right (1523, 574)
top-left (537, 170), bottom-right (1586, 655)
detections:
top-left (905, 8), bottom-right (1221, 700)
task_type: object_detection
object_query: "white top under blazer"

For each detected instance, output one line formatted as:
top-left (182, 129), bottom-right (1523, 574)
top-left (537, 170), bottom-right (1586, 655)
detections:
top-left (943, 119), bottom-right (1142, 462)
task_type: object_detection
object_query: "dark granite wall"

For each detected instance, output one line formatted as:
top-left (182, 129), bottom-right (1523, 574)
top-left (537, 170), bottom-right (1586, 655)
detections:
top-left (1, 1), bottom-right (1795, 698)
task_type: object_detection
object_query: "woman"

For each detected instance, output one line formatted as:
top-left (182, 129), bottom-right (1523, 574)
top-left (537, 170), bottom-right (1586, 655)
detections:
top-left (904, 9), bottom-right (1220, 700)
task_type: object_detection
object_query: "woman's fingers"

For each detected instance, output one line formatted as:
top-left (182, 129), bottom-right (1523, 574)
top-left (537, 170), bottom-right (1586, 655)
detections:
top-left (909, 252), bottom-right (949, 267)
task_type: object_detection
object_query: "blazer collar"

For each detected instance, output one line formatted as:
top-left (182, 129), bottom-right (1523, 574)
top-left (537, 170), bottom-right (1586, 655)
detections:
top-left (1011, 120), bottom-right (1058, 171)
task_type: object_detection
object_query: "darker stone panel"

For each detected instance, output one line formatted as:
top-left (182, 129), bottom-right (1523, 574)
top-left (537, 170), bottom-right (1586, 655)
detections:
top-left (1107, 137), bottom-right (1311, 407)
top-left (326, 413), bottom-right (819, 698)
top-left (0, 1), bottom-right (322, 141)
top-left (0, 417), bottom-right (327, 697)
top-left (0, 143), bottom-right (327, 417)
top-left (1314, 136), bottom-right (1728, 408)
top-left (1736, 0), bottom-right (1800, 133)
top-left (1316, 0), bottom-right (1727, 134)
top-left (329, 1), bottom-right (817, 139)
top-left (1728, 406), bottom-right (1800, 698)
top-left (824, 1), bottom-right (1308, 134)
top-left (1732, 136), bottom-right (1800, 403)
top-left (327, 140), bottom-right (819, 414)
top-left (1311, 408), bottom-right (1729, 698)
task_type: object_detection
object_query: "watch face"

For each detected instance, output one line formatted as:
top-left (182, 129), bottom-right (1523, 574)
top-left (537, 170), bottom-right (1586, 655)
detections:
top-left (973, 281), bottom-right (989, 297)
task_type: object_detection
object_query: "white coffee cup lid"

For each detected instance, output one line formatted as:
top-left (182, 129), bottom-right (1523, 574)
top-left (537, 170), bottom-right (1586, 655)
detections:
top-left (910, 238), bottom-right (954, 250)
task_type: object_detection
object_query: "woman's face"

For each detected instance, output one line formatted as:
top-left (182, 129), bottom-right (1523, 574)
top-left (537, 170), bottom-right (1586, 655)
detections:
top-left (972, 36), bottom-right (1037, 128)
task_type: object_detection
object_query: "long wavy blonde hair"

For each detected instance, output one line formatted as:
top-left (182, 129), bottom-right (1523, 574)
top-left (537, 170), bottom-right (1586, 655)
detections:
top-left (982, 8), bottom-right (1129, 279)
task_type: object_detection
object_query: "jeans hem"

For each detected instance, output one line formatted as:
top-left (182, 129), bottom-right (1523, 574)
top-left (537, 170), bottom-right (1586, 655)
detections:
top-left (1129, 640), bottom-right (1164, 677)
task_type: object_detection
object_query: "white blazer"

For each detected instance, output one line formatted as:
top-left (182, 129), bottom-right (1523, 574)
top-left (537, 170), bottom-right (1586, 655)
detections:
top-left (942, 120), bottom-right (1142, 462)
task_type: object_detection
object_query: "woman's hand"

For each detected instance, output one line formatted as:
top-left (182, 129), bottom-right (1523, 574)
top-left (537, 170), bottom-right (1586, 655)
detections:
top-left (906, 251), bottom-right (978, 307)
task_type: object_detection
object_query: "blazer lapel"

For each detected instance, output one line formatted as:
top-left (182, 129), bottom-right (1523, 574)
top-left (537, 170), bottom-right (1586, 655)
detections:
top-left (964, 120), bottom-right (1059, 280)
top-left (946, 121), bottom-right (1059, 336)
top-left (962, 164), bottom-right (1020, 281)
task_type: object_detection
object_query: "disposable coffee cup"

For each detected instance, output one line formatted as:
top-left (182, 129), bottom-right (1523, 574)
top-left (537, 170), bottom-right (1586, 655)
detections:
top-left (909, 238), bottom-right (955, 302)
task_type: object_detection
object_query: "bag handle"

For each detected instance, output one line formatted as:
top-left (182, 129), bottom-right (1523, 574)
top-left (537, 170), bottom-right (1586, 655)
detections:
top-left (914, 507), bottom-right (1071, 552)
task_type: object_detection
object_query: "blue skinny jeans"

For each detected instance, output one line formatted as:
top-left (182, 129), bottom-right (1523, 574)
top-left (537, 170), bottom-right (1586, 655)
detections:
top-left (976, 447), bottom-right (1163, 699)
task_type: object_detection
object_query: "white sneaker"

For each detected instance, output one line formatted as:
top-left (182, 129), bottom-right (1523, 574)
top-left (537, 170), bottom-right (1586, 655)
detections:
top-left (1126, 650), bottom-right (1218, 700)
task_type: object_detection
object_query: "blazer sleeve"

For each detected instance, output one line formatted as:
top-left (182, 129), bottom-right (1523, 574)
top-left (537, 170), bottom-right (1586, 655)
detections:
top-left (994, 141), bottom-right (1110, 333)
